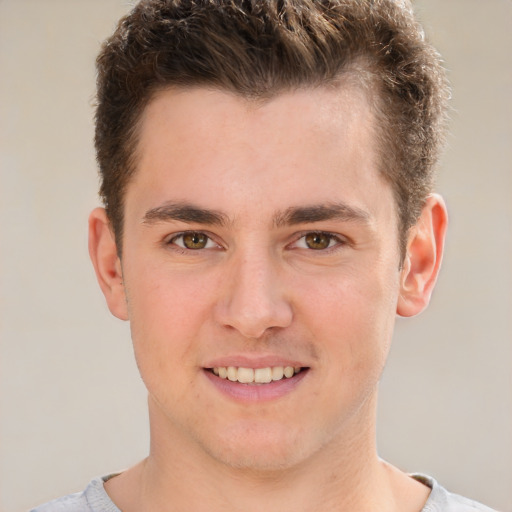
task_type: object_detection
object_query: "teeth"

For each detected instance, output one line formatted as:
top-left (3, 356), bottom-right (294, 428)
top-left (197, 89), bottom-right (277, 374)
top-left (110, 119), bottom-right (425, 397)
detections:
top-left (254, 367), bottom-right (272, 383)
top-left (271, 366), bottom-right (284, 380)
top-left (211, 366), bottom-right (302, 384)
top-left (283, 366), bottom-right (294, 378)
top-left (237, 367), bottom-right (254, 383)
top-left (227, 366), bottom-right (237, 382)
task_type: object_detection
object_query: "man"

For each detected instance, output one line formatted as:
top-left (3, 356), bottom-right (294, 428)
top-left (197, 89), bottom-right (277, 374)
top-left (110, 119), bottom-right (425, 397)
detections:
top-left (32, 0), bottom-right (496, 510)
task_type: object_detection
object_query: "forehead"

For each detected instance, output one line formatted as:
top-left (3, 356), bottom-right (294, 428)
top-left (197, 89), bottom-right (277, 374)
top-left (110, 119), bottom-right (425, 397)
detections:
top-left (126, 84), bottom-right (393, 226)
top-left (139, 83), bottom-right (373, 155)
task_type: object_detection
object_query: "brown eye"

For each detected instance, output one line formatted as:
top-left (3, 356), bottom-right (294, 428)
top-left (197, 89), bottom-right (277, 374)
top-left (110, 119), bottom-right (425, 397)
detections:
top-left (304, 232), bottom-right (332, 250)
top-left (182, 232), bottom-right (208, 249)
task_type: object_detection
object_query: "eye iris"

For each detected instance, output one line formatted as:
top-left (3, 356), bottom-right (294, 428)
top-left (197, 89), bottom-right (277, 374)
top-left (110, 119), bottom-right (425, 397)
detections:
top-left (183, 232), bottom-right (207, 249)
top-left (305, 233), bottom-right (330, 250)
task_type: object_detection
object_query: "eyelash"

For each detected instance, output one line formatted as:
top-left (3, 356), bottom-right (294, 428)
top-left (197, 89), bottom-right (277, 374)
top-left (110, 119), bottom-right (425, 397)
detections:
top-left (166, 231), bottom-right (221, 252)
top-left (166, 230), bottom-right (347, 253)
top-left (290, 231), bottom-right (348, 252)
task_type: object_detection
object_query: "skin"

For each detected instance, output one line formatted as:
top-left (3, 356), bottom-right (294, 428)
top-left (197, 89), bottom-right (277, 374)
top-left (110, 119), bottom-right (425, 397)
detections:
top-left (89, 85), bottom-right (447, 511)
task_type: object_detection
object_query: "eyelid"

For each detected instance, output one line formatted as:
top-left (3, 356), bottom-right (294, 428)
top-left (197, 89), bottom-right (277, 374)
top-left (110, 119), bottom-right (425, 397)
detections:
top-left (166, 230), bottom-right (223, 250)
top-left (289, 231), bottom-right (348, 250)
top-left (164, 229), bottom-right (348, 252)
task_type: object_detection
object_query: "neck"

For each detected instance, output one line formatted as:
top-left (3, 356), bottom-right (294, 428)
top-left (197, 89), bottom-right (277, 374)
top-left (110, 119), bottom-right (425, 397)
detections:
top-left (148, 406), bottom-right (376, 511)
top-left (105, 391), bottom-right (429, 512)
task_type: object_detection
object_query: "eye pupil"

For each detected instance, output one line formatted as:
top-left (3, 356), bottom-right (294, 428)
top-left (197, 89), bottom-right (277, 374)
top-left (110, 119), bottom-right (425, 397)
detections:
top-left (183, 232), bottom-right (207, 249)
top-left (305, 233), bottom-right (330, 250)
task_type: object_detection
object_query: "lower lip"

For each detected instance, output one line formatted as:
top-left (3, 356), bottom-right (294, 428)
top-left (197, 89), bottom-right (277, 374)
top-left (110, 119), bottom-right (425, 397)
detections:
top-left (203, 369), bottom-right (309, 402)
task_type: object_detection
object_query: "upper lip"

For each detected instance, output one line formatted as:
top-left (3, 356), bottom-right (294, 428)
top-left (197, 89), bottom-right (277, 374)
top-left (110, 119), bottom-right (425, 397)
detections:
top-left (204, 354), bottom-right (308, 369)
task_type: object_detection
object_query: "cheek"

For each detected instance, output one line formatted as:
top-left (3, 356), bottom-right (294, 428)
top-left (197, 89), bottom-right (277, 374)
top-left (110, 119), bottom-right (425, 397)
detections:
top-left (298, 267), bottom-right (399, 374)
top-left (126, 259), bottom-right (215, 325)
top-left (124, 267), bottom-right (216, 382)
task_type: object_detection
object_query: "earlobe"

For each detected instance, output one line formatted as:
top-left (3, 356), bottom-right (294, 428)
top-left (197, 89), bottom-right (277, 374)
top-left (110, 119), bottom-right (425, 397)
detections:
top-left (88, 207), bottom-right (129, 321)
top-left (397, 194), bottom-right (448, 318)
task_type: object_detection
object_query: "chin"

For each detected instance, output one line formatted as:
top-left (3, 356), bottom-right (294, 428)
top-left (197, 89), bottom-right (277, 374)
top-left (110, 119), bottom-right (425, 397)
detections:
top-left (199, 422), bottom-right (315, 472)
top-left (207, 445), bottom-right (307, 473)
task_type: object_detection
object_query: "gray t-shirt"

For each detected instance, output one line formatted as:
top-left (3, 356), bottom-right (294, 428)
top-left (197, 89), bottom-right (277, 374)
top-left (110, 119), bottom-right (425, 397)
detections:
top-left (31, 474), bottom-right (498, 511)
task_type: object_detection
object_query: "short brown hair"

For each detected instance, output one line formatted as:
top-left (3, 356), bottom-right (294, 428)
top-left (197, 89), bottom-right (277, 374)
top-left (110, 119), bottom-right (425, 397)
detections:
top-left (95, 0), bottom-right (449, 256)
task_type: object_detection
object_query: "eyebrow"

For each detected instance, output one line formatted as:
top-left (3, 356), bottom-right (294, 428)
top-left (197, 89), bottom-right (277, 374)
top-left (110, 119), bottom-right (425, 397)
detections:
top-left (142, 202), bottom-right (230, 227)
top-left (142, 201), bottom-right (370, 228)
top-left (274, 203), bottom-right (370, 227)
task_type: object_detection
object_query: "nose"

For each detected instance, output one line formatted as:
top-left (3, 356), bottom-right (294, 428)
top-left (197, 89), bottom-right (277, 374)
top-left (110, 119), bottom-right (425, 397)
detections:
top-left (214, 250), bottom-right (293, 339)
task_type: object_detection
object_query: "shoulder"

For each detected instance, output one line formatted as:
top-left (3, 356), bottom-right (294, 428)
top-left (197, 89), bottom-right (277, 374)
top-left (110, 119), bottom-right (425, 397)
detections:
top-left (30, 476), bottom-right (121, 512)
top-left (30, 490), bottom-right (90, 512)
top-left (414, 474), bottom-right (498, 512)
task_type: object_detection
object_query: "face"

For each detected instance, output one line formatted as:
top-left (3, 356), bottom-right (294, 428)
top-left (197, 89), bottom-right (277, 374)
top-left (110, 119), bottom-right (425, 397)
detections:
top-left (110, 85), bottom-right (406, 470)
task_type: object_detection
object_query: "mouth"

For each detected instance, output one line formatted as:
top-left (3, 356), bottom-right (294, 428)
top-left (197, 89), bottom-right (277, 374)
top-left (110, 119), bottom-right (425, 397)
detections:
top-left (207, 366), bottom-right (306, 384)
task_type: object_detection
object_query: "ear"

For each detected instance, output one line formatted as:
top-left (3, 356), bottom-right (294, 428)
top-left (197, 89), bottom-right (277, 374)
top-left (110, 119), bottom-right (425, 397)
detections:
top-left (397, 194), bottom-right (448, 317)
top-left (88, 207), bottom-right (129, 321)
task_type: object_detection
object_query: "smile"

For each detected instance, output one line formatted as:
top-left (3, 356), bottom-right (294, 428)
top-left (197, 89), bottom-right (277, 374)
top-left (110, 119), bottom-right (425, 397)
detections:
top-left (211, 366), bottom-right (303, 384)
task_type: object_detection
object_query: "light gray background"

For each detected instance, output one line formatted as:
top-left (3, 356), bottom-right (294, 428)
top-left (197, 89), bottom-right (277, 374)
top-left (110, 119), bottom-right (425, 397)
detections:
top-left (1, 1), bottom-right (511, 511)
